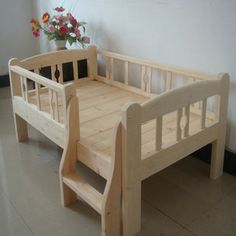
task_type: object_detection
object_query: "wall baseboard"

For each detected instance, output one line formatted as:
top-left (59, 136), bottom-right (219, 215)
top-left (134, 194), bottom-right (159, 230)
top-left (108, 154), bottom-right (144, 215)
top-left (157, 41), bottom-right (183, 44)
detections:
top-left (192, 144), bottom-right (236, 177)
top-left (0, 74), bottom-right (10, 88)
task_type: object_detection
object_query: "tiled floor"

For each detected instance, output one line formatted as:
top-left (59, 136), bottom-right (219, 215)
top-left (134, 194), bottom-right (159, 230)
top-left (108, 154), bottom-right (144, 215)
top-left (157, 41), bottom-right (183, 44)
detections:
top-left (0, 86), bottom-right (236, 236)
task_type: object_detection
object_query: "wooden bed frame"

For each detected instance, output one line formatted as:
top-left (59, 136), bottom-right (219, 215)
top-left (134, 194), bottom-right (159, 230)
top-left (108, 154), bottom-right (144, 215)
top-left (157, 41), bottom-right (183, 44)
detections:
top-left (9, 46), bottom-right (229, 236)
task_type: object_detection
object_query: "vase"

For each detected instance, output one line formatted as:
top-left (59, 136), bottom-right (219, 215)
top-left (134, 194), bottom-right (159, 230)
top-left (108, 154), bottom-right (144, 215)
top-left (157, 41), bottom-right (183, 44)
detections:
top-left (54, 40), bottom-right (67, 50)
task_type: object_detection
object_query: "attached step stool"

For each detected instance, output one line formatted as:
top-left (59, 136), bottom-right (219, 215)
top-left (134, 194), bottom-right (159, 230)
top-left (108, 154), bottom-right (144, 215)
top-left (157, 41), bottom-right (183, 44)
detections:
top-left (59, 96), bottom-right (121, 236)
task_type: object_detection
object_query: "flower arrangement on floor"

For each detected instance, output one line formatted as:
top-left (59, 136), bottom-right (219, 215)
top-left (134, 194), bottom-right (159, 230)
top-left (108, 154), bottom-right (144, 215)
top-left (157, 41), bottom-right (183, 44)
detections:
top-left (30, 6), bottom-right (90, 49)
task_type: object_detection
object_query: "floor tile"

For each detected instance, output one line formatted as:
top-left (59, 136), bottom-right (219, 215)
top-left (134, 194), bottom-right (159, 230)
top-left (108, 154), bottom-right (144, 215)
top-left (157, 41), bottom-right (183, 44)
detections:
top-left (137, 201), bottom-right (182, 236)
top-left (187, 189), bottom-right (236, 236)
top-left (142, 171), bottom-right (212, 227)
top-left (0, 191), bottom-right (34, 236)
top-left (175, 228), bottom-right (196, 236)
top-left (158, 157), bottom-right (236, 205)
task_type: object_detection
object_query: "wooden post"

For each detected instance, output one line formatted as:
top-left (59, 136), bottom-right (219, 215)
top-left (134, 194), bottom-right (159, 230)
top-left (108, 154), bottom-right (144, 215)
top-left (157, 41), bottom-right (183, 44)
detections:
top-left (121, 102), bottom-right (142, 236)
top-left (59, 91), bottom-right (79, 205)
top-left (88, 45), bottom-right (98, 80)
top-left (8, 58), bottom-right (28, 141)
top-left (210, 73), bottom-right (229, 179)
top-left (102, 122), bottom-right (122, 236)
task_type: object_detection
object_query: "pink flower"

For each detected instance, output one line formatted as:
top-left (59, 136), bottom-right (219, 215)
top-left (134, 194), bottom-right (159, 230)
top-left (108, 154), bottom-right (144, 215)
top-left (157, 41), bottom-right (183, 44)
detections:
top-left (30, 18), bottom-right (37, 24)
top-left (54, 6), bottom-right (65, 12)
top-left (67, 13), bottom-right (77, 27)
top-left (33, 30), bottom-right (40, 37)
top-left (48, 24), bottom-right (55, 33)
top-left (74, 27), bottom-right (81, 38)
top-left (59, 25), bottom-right (69, 36)
top-left (56, 15), bottom-right (64, 26)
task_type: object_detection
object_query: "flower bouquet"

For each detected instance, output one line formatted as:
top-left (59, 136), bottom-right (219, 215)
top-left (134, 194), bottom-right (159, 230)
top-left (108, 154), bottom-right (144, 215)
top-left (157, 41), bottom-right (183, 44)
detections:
top-left (30, 6), bottom-right (90, 49)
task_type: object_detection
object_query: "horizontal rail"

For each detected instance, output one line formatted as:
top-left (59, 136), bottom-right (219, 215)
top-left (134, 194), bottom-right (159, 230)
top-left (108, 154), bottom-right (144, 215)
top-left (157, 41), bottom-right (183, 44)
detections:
top-left (20, 48), bottom-right (90, 70)
top-left (141, 123), bottom-right (219, 180)
top-left (98, 50), bottom-right (217, 81)
top-left (141, 79), bottom-right (221, 123)
top-left (10, 65), bottom-right (66, 93)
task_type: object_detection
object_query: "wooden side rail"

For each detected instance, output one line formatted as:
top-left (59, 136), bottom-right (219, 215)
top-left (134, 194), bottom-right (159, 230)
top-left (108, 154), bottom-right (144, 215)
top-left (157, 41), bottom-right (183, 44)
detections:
top-left (121, 74), bottom-right (229, 236)
top-left (9, 60), bottom-right (79, 148)
top-left (97, 50), bottom-right (218, 120)
top-left (98, 49), bottom-right (216, 81)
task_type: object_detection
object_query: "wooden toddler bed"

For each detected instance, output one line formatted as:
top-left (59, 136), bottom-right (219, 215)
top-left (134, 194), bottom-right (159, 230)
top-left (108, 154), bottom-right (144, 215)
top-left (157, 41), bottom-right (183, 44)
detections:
top-left (9, 46), bottom-right (229, 236)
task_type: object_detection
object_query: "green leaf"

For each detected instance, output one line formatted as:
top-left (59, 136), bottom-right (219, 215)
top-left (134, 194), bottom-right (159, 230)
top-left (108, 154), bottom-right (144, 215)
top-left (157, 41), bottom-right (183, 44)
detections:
top-left (67, 36), bottom-right (76, 45)
top-left (47, 34), bottom-right (56, 41)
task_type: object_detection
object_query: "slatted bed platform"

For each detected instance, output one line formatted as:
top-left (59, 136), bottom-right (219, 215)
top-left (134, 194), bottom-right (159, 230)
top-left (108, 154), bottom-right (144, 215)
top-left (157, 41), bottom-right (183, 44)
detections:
top-left (9, 46), bottom-right (229, 236)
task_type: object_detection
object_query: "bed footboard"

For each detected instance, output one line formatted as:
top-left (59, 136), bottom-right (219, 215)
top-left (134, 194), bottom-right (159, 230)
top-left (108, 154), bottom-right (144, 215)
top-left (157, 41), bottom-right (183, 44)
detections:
top-left (8, 61), bottom-right (78, 148)
top-left (121, 74), bottom-right (229, 236)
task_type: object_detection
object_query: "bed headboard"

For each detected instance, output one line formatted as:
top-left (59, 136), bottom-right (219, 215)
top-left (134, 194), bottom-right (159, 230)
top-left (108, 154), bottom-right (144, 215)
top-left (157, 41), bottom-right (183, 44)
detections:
top-left (10, 46), bottom-right (97, 85)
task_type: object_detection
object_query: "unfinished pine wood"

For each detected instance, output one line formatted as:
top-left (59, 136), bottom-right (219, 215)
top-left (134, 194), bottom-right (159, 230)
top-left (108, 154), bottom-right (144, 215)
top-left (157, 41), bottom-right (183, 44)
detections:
top-left (58, 64), bottom-right (63, 84)
top-left (72, 61), bottom-right (78, 81)
top-left (165, 71), bottom-right (172, 91)
top-left (9, 47), bottom-right (230, 236)
top-left (141, 66), bottom-right (152, 93)
top-left (35, 83), bottom-right (41, 110)
top-left (210, 73), bottom-right (230, 179)
top-left (124, 61), bottom-right (129, 85)
top-left (51, 65), bottom-right (57, 82)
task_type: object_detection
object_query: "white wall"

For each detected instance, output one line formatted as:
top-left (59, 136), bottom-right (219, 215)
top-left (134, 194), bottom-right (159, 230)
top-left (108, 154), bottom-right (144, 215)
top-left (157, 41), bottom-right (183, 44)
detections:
top-left (0, 0), bottom-right (38, 75)
top-left (34, 0), bottom-right (236, 152)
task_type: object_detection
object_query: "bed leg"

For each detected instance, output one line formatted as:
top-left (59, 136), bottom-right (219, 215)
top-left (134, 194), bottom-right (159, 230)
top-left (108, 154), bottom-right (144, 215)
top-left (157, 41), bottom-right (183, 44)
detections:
top-left (210, 136), bottom-right (225, 179)
top-left (101, 195), bottom-right (121, 236)
top-left (123, 180), bottom-right (141, 236)
top-left (60, 181), bottom-right (77, 206)
top-left (14, 113), bottom-right (28, 142)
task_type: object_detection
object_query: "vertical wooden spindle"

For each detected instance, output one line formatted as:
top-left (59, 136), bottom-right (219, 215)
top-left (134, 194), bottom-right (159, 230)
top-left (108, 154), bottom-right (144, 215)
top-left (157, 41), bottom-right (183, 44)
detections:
top-left (73, 61), bottom-right (79, 81)
top-left (176, 108), bottom-right (182, 141)
top-left (49, 89), bottom-right (55, 119)
top-left (201, 98), bottom-right (207, 129)
top-left (35, 83), bottom-right (41, 110)
top-left (156, 116), bottom-right (163, 151)
top-left (165, 71), bottom-right (172, 91)
top-left (184, 104), bottom-right (190, 137)
top-left (54, 91), bottom-right (59, 122)
top-left (141, 66), bottom-right (146, 91)
top-left (20, 76), bottom-right (25, 100)
top-left (110, 58), bottom-right (114, 80)
top-left (58, 64), bottom-right (63, 84)
top-left (213, 95), bottom-right (220, 121)
top-left (106, 57), bottom-right (110, 80)
top-left (124, 61), bottom-right (129, 85)
top-left (51, 65), bottom-right (57, 82)
top-left (146, 67), bottom-right (152, 93)
top-left (23, 77), bottom-right (28, 102)
top-left (34, 68), bottom-right (40, 75)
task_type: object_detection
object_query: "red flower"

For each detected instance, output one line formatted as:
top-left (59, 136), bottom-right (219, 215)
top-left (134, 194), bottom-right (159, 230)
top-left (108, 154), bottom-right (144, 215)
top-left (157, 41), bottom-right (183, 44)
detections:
top-left (30, 18), bottom-right (37, 24)
top-left (54, 6), bottom-right (65, 12)
top-left (74, 27), bottom-right (81, 38)
top-left (67, 13), bottom-right (77, 27)
top-left (42, 12), bottom-right (50, 23)
top-left (59, 25), bottom-right (69, 36)
top-left (33, 29), bottom-right (40, 37)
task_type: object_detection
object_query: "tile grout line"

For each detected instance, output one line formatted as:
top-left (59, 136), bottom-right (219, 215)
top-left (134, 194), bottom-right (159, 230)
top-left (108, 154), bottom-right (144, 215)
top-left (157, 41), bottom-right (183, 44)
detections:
top-left (1, 190), bottom-right (36, 236)
top-left (143, 185), bottom-right (236, 236)
top-left (142, 198), bottom-right (199, 236)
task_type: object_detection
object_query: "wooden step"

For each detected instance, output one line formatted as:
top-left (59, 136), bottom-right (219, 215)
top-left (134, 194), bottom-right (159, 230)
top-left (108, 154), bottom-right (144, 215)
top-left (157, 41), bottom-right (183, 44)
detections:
top-left (77, 142), bottom-right (111, 179)
top-left (63, 173), bottom-right (103, 214)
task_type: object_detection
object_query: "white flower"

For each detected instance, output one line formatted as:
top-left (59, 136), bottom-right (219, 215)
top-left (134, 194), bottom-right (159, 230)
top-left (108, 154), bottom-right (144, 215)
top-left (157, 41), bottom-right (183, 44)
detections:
top-left (70, 32), bottom-right (76, 37)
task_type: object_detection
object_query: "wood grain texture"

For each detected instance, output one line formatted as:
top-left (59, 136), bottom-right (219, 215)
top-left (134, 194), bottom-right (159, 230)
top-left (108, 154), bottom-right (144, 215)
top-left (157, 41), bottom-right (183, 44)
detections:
top-left (8, 47), bottom-right (229, 236)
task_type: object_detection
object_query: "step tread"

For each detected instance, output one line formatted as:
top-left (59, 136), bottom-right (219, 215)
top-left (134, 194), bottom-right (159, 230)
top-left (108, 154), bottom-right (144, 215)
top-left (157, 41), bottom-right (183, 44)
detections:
top-left (63, 173), bottom-right (103, 213)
